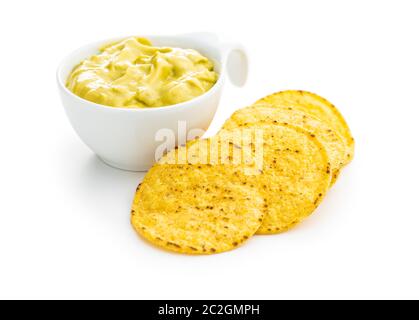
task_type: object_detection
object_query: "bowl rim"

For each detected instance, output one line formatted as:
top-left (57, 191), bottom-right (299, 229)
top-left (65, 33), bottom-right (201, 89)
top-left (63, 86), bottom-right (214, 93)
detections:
top-left (56, 34), bottom-right (225, 113)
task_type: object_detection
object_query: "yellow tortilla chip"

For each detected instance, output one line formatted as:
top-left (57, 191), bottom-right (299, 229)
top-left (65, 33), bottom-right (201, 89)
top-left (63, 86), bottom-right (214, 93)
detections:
top-left (222, 105), bottom-right (346, 184)
top-left (218, 124), bottom-right (331, 234)
top-left (131, 139), bottom-right (265, 255)
top-left (254, 90), bottom-right (354, 164)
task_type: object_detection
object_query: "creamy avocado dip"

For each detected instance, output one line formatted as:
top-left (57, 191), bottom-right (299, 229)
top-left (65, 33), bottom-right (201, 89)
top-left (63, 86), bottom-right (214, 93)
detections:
top-left (66, 37), bottom-right (218, 108)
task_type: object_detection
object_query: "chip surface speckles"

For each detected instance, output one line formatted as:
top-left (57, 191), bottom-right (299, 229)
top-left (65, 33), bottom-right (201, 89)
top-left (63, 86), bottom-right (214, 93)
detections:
top-left (222, 105), bottom-right (346, 184)
top-left (219, 124), bottom-right (331, 234)
top-left (254, 90), bottom-right (354, 164)
top-left (131, 138), bottom-right (265, 255)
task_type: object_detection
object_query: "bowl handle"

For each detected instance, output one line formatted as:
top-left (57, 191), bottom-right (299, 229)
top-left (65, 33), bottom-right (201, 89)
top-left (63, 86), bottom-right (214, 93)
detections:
top-left (222, 42), bottom-right (249, 87)
top-left (175, 33), bottom-right (248, 87)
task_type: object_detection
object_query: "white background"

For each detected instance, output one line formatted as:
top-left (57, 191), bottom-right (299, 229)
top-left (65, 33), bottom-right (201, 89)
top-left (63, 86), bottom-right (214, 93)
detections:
top-left (1, 0), bottom-right (418, 300)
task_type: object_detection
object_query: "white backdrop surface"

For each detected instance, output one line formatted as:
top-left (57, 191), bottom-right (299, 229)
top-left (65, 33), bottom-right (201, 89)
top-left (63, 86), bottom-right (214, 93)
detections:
top-left (0, 0), bottom-right (418, 299)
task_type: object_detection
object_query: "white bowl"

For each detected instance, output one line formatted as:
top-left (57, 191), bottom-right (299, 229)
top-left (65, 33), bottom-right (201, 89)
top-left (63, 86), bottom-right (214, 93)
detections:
top-left (57, 33), bottom-right (248, 171)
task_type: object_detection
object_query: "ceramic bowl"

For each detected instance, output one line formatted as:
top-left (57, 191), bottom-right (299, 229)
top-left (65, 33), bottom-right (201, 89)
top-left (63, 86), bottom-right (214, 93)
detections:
top-left (57, 33), bottom-right (248, 171)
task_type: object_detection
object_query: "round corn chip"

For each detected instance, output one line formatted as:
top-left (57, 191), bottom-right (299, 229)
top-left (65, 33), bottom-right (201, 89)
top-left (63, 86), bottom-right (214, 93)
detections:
top-left (218, 124), bottom-right (331, 234)
top-left (222, 105), bottom-right (346, 184)
top-left (254, 90), bottom-right (354, 164)
top-left (131, 139), bottom-right (265, 255)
